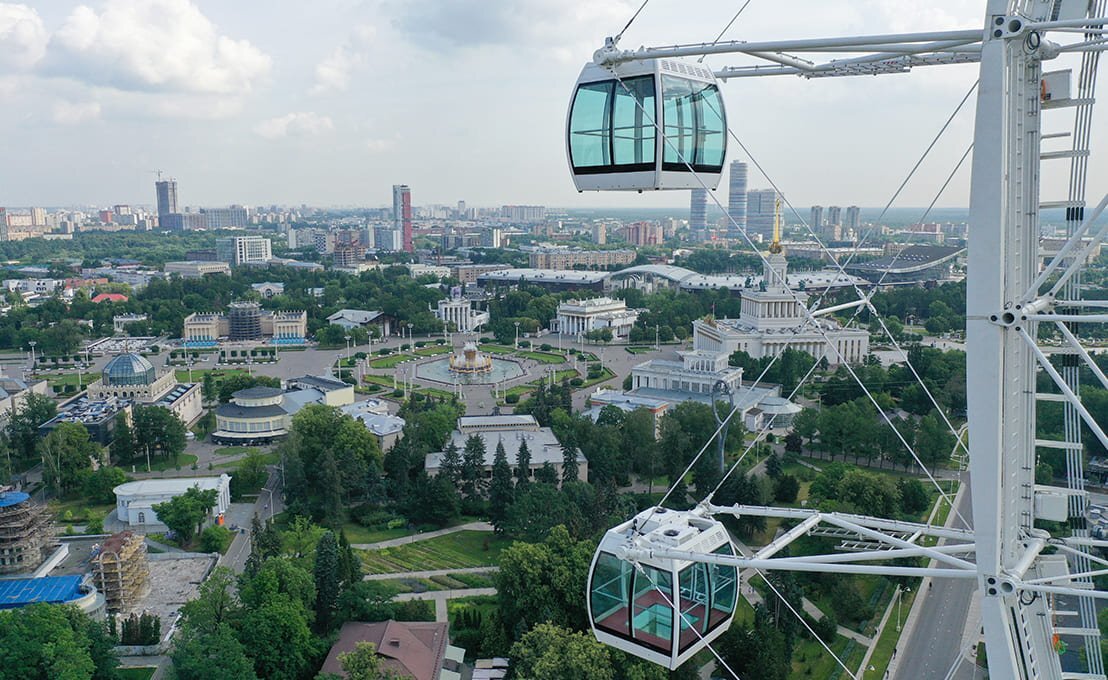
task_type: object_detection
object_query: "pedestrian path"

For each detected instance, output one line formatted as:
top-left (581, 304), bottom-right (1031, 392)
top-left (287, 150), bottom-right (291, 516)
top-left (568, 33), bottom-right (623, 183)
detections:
top-left (352, 521), bottom-right (494, 550)
top-left (393, 587), bottom-right (498, 623)
top-left (364, 566), bottom-right (498, 581)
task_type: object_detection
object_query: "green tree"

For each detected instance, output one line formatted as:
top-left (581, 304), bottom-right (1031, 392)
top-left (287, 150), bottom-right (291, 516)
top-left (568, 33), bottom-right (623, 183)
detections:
top-left (404, 473), bottom-right (460, 527)
top-left (461, 434), bottom-right (487, 499)
top-left (791, 407), bottom-right (819, 450)
top-left (109, 416), bottom-right (134, 464)
top-left (515, 439), bottom-right (532, 487)
top-left (172, 622), bottom-right (257, 680)
top-left (773, 474), bottom-right (800, 503)
top-left (41, 422), bottom-right (102, 494)
top-left (239, 599), bottom-right (316, 680)
top-left (836, 469), bottom-right (901, 517)
top-left (561, 442), bottom-right (579, 485)
top-left (179, 567), bottom-right (241, 636)
top-left (495, 526), bottom-right (592, 635)
top-left (0, 603), bottom-right (118, 680)
top-left (509, 623), bottom-right (615, 680)
top-left (132, 405), bottom-right (187, 467)
top-left (897, 477), bottom-right (930, 514)
top-left (716, 609), bottom-right (789, 680)
top-left (152, 486), bottom-right (219, 543)
top-left (314, 531), bottom-right (341, 631)
top-left (81, 466), bottom-right (127, 504)
top-left (229, 449), bottom-right (269, 500)
top-left (200, 525), bottom-right (233, 553)
top-left (915, 411), bottom-right (955, 468)
top-left (439, 441), bottom-right (463, 485)
top-left (488, 441), bottom-right (514, 533)
top-left (336, 641), bottom-right (412, 680)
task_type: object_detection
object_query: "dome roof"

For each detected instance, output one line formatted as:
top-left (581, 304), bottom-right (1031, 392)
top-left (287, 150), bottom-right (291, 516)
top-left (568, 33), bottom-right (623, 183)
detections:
top-left (102, 353), bottom-right (156, 387)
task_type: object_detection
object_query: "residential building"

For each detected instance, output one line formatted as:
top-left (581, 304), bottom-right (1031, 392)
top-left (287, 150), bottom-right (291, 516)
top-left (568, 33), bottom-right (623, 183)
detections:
top-left (592, 222), bottom-right (607, 245)
top-left (433, 297), bottom-right (490, 333)
top-left (374, 226), bottom-right (403, 251)
top-left (86, 353), bottom-right (203, 424)
top-left (727, 161), bottom-right (748, 236)
top-left (321, 621), bottom-right (464, 680)
top-left (845, 205), bottom-right (861, 231)
top-left (451, 263), bottom-right (510, 284)
top-left (113, 476), bottom-right (231, 528)
top-left (164, 261), bottom-right (231, 278)
top-left (200, 206), bottom-right (248, 229)
top-left (216, 236), bottom-right (272, 266)
top-left (690, 188), bottom-right (708, 237)
top-left (528, 248), bottom-right (635, 270)
top-left (501, 205), bottom-right (546, 223)
top-left (625, 222), bottom-right (664, 247)
top-left (333, 244), bottom-right (366, 268)
top-left (746, 189), bottom-right (780, 239)
top-left (393, 184), bottom-right (413, 253)
top-left (810, 206), bottom-right (824, 232)
top-left (426, 415), bottom-right (587, 484)
top-left (827, 206), bottom-right (843, 228)
top-left (556, 297), bottom-right (639, 339)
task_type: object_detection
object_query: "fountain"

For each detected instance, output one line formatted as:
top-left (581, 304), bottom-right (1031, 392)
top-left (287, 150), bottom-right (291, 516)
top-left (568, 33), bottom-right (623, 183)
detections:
top-left (448, 342), bottom-right (493, 374)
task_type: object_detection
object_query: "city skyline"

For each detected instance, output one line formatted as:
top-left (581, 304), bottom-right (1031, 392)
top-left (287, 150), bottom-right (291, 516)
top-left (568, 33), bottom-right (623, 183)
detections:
top-left (0, 1), bottom-right (1103, 210)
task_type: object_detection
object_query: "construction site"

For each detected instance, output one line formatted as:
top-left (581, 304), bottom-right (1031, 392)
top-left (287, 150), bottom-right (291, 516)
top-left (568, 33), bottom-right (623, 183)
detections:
top-left (0, 489), bottom-right (55, 575)
top-left (91, 531), bottom-right (150, 614)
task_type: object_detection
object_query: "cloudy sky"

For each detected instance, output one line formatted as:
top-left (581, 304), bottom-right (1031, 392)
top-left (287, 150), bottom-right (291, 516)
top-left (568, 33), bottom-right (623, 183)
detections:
top-left (0, 0), bottom-right (1104, 211)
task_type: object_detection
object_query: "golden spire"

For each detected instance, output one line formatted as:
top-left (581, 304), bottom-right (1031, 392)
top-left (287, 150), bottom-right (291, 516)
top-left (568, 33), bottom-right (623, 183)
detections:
top-left (769, 196), bottom-right (783, 254)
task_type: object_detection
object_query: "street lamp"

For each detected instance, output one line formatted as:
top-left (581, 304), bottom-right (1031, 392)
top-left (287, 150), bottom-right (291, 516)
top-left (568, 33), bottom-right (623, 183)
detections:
top-left (28, 341), bottom-right (37, 378)
top-left (514, 321), bottom-right (521, 350)
top-left (407, 323), bottom-right (414, 349)
top-left (655, 324), bottom-right (660, 351)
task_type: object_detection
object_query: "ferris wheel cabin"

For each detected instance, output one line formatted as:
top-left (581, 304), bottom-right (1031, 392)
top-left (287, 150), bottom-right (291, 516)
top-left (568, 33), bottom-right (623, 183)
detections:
top-left (587, 507), bottom-right (739, 670)
top-left (567, 59), bottom-right (727, 192)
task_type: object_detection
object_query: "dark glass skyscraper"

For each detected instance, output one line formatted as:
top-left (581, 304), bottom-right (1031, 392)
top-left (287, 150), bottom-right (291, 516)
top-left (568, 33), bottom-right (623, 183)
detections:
top-left (155, 179), bottom-right (178, 217)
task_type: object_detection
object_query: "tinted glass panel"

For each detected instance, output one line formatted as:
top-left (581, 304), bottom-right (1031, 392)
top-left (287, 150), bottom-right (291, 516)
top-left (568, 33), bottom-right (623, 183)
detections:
top-left (632, 565), bottom-right (674, 654)
top-left (679, 563), bottom-right (710, 652)
top-left (661, 76), bottom-right (726, 170)
top-left (570, 82), bottom-right (613, 169)
top-left (590, 552), bottom-right (631, 637)
top-left (709, 544), bottom-right (738, 630)
top-left (611, 76), bottom-right (656, 166)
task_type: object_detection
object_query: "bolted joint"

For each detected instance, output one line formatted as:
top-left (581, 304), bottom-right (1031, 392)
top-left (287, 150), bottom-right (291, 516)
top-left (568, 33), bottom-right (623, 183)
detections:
top-left (982, 574), bottom-right (1017, 597)
top-left (989, 308), bottom-right (1019, 327)
top-left (990, 15), bottom-right (1030, 40)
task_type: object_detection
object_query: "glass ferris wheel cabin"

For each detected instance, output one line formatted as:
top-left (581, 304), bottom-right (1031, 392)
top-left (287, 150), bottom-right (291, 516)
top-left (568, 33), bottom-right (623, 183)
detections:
top-left (567, 58), bottom-right (727, 192)
top-left (588, 507), bottom-right (739, 670)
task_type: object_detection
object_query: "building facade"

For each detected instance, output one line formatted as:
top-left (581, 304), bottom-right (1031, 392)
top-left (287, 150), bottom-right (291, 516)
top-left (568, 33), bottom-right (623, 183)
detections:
top-left (86, 353), bottom-right (203, 425)
top-left (746, 189), bottom-right (780, 239)
top-left (727, 161), bottom-right (748, 237)
top-left (690, 188), bottom-right (708, 237)
top-left (164, 261), bottom-right (231, 278)
top-left (155, 180), bottom-right (177, 217)
top-left (113, 476), bottom-right (231, 528)
top-left (556, 297), bottom-right (639, 339)
top-left (528, 249), bottom-right (635, 270)
top-left (183, 308), bottom-right (307, 346)
top-left (216, 236), bottom-right (272, 266)
top-left (393, 184), bottom-right (413, 253)
top-left (433, 297), bottom-right (490, 333)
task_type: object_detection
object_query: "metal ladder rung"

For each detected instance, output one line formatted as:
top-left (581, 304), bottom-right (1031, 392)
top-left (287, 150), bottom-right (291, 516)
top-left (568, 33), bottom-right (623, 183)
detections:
top-left (1041, 200), bottom-right (1085, 210)
top-left (1043, 97), bottom-right (1096, 110)
top-left (1060, 674), bottom-right (1107, 680)
top-left (1036, 393), bottom-right (1069, 402)
top-left (1054, 627), bottom-right (1102, 637)
top-left (1042, 132), bottom-right (1072, 139)
top-left (1042, 150), bottom-right (1091, 160)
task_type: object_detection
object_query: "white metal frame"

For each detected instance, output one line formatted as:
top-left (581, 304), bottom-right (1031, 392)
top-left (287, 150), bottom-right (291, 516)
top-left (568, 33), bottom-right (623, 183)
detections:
top-left (586, 2), bottom-right (1108, 678)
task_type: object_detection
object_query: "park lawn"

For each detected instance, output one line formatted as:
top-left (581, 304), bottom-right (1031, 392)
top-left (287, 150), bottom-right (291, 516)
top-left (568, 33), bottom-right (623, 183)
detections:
top-left (478, 344), bottom-right (516, 355)
top-left (414, 346), bottom-right (450, 357)
top-left (358, 531), bottom-right (511, 574)
top-left (341, 522), bottom-right (416, 545)
top-left (214, 450), bottom-right (279, 469)
top-left (516, 350), bottom-right (566, 364)
top-left (417, 387), bottom-right (456, 400)
top-left (48, 498), bottom-right (115, 524)
top-left (363, 375), bottom-right (397, 389)
top-left (213, 446), bottom-right (259, 457)
top-left (45, 372), bottom-right (97, 389)
top-left (375, 572), bottom-right (494, 594)
top-left (790, 634), bottom-right (865, 680)
top-left (862, 584), bottom-right (920, 680)
top-left (369, 354), bottom-right (414, 369)
top-left (579, 367), bottom-right (616, 388)
top-left (625, 346), bottom-right (654, 354)
top-left (174, 368), bottom-right (249, 385)
top-left (117, 667), bottom-right (156, 680)
top-left (142, 453), bottom-right (199, 472)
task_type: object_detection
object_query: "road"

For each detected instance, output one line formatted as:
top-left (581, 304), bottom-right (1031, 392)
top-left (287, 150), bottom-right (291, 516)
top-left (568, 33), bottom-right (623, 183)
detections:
top-left (894, 479), bottom-right (978, 680)
top-left (219, 467), bottom-right (285, 574)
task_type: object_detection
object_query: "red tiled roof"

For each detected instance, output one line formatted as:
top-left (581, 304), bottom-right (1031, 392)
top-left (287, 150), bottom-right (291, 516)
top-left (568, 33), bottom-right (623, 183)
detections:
top-left (320, 620), bottom-right (448, 680)
top-left (92, 293), bottom-right (128, 303)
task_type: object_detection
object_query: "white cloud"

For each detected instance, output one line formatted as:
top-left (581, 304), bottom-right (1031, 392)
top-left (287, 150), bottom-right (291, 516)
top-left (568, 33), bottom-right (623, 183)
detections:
top-left (49, 0), bottom-right (271, 94)
top-left (254, 112), bottom-right (335, 139)
top-left (52, 99), bottom-right (100, 124)
top-left (365, 135), bottom-right (398, 153)
top-left (0, 3), bottom-right (47, 71)
top-left (311, 25), bottom-right (375, 95)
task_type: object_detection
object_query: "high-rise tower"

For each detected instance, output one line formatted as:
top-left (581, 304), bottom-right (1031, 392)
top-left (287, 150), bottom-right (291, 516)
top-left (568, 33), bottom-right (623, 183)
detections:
top-left (392, 185), bottom-right (412, 253)
top-left (726, 161), bottom-right (748, 237)
top-left (689, 189), bottom-right (707, 240)
top-left (155, 179), bottom-right (178, 218)
top-left (809, 206), bottom-right (823, 233)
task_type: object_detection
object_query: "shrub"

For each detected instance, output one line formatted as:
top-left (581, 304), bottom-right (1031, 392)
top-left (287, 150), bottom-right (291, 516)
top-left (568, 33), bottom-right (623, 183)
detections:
top-left (519, 340), bottom-right (531, 348)
top-left (570, 378), bottom-right (584, 387)
top-left (505, 393), bottom-right (520, 404)
top-left (540, 344), bottom-right (552, 351)
top-left (392, 389), bottom-right (405, 398)
top-left (120, 612), bottom-right (162, 646)
top-left (200, 525), bottom-right (233, 553)
top-left (416, 341), bottom-right (427, 348)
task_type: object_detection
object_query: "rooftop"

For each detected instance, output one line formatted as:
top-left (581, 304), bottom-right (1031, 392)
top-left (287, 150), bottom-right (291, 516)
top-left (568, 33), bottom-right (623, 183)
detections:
top-left (289, 375), bottom-right (350, 392)
top-left (0, 576), bottom-right (86, 609)
top-left (0, 491), bottom-right (30, 508)
top-left (321, 621), bottom-right (449, 680)
top-left (232, 386), bottom-right (284, 400)
top-left (113, 475), bottom-right (229, 497)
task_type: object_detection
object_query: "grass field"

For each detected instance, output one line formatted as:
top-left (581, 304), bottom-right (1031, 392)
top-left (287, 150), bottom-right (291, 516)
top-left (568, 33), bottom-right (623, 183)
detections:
top-left (214, 450), bottom-right (279, 470)
top-left (478, 344), bottom-right (515, 355)
top-left (48, 498), bottom-right (115, 524)
top-left (863, 584), bottom-right (919, 680)
top-left (414, 346), bottom-right (450, 357)
top-left (369, 354), bottom-right (414, 369)
top-left (792, 634), bottom-right (865, 680)
top-left (213, 446), bottom-right (259, 457)
top-left (44, 372), bottom-right (97, 389)
top-left (516, 350), bottom-right (566, 364)
top-left (341, 522), bottom-right (415, 545)
top-left (358, 531), bottom-right (511, 574)
top-left (579, 367), bottom-right (616, 388)
top-left (625, 346), bottom-right (654, 354)
top-left (117, 668), bottom-right (156, 680)
top-left (142, 453), bottom-right (199, 472)
top-left (376, 571), bottom-right (497, 594)
top-left (363, 375), bottom-right (397, 389)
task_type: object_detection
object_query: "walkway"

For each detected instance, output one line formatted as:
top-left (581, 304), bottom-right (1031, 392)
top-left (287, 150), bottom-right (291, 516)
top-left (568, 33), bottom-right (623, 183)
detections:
top-left (394, 587), bottom-right (499, 623)
top-left (351, 521), bottom-right (493, 550)
top-left (364, 566), bottom-right (498, 581)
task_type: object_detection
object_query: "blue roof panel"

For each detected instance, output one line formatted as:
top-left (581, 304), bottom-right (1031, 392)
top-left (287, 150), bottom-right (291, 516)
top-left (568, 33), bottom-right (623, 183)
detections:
top-left (0, 491), bottom-right (29, 508)
top-left (0, 576), bottom-right (84, 609)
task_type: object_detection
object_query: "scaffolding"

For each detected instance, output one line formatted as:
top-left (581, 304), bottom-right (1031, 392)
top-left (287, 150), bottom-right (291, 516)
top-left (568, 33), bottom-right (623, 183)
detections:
top-left (0, 490), bottom-right (54, 575)
top-left (92, 531), bottom-right (150, 613)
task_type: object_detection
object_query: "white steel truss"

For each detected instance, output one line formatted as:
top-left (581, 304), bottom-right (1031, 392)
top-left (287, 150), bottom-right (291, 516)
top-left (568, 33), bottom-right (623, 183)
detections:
top-left (590, 2), bottom-right (1108, 678)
